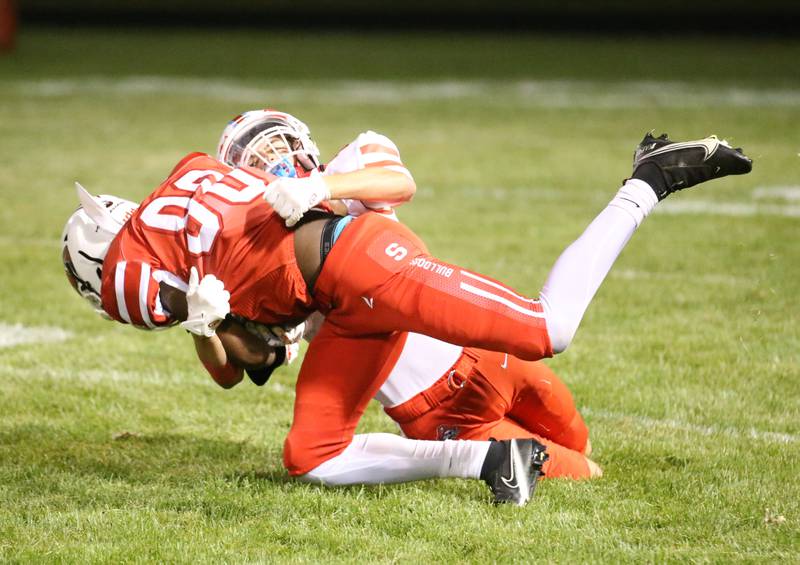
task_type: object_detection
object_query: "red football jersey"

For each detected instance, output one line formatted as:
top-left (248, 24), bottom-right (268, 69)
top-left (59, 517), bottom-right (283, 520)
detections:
top-left (100, 153), bottom-right (317, 329)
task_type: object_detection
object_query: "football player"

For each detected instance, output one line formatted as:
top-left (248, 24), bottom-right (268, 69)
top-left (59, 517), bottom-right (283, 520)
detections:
top-left (209, 111), bottom-right (751, 485)
top-left (212, 110), bottom-right (600, 480)
top-left (218, 310), bottom-right (600, 481)
top-left (61, 110), bottom-right (752, 503)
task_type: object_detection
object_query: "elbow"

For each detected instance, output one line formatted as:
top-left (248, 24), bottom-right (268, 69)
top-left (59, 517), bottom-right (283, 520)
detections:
top-left (215, 377), bottom-right (241, 389)
top-left (382, 168), bottom-right (415, 202)
top-left (392, 173), bottom-right (416, 203)
top-left (203, 360), bottom-right (244, 389)
top-left (403, 178), bottom-right (417, 201)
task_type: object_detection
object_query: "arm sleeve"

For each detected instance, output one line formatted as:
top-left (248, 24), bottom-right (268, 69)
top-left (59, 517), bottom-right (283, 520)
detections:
top-left (325, 131), bottom-right (412, 216)
top-left (355, 131), bottom-right (412, 181)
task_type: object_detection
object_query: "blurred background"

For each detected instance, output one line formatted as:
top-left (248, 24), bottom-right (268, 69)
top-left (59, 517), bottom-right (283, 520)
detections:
top-left (1, 2), bottom-right (798, 562)
top-left (7, 0), bottom-right (800, 34)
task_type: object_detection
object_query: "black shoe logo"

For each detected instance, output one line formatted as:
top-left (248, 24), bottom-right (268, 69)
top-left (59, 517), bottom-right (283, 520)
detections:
top-left (619, 197), bottom-right (641, 208)
top-left (644, 137), bottom-right (720, 162)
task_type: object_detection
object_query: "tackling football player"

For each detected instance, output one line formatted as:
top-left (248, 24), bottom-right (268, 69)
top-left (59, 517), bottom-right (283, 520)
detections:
top-left (211, 111), bottom-right (600, 481)
top-left (210, 112), bottom-right (751, 484)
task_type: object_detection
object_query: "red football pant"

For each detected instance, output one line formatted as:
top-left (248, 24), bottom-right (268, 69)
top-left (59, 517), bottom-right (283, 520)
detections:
top-left (284, 331), bottom-right (589, 478)
top-left (386, 349), bottom-right (591, 480)
top-left (284, 325), bottom-right (407, 475)
top-left (287, 213), bottom-right (556, 476)
top-left (313, 213), bottom-right (553, 361)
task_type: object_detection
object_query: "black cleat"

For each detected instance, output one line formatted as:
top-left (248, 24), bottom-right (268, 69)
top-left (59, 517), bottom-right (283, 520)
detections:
top-left (481, 438), bottom-right (549, 506)
top-left (632, 132), bottom-right (753, 200)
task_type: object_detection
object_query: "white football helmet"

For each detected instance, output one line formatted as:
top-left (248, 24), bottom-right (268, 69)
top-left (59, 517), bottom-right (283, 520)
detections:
top-left (216, 109), bottom-right (320, 177)
top-left (61, 183), bottom-right (138, 318)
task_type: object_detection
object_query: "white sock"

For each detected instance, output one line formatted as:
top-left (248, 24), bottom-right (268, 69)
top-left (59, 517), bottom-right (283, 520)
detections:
top-left (608, 178), bottom-right (658, 227)
top-left (297, 433), bottom-right (491, 486)
top-left (541, 180), bottom-right (657, 352)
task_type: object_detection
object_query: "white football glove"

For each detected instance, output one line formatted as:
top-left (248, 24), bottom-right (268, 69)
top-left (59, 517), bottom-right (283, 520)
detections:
top-left (269, 322), bottom-right (306, 345)
top-left (284, 342), bottom-right (300, 366)
top-left (180, 267), bottom-right (230, 337)
top-left (242, 320), bottom-right (306, 347)
top-left (302, 311), bottom-right (325, 342)
top-left (263, 170), bottom-right (331, 227)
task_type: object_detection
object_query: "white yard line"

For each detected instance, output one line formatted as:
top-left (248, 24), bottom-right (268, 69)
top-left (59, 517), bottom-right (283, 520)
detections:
top-left (752, 186), bottom-right (800, 201)
top-left (611, 268), bottom-right (750, 287)
top-left (2, 359), bottom-right (792, 443)
top-left (0, 364), bottom-right (296, 397)
top-left (7, 77), bottom-right (800, 108)
top-left (1, 364), bottom-right (191, 385)
top-left (582, 407), bottom-right (799, 445)
top-left (657, 200), bottom-right (800, 218)
top-left (0, 236), bottom-right (60, 247)
top-left (0, 323), bottom-right (72, 348)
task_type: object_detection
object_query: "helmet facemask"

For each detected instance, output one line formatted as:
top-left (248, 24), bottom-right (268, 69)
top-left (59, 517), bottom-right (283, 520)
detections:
top-left (219, 111), bottom-right (320, 177)
top-left (62, 245), bottom-right (108, 318)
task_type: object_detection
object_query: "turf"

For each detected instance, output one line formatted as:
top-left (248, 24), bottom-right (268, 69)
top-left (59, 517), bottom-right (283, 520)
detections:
top-left (0, 28), bottom-right (798, 562)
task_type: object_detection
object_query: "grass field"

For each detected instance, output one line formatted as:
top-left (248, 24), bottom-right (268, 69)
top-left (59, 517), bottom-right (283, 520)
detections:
top-left (1, 28), bottom-right (799, 562)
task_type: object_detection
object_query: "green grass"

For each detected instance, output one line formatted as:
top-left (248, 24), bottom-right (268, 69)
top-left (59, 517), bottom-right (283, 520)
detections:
top-left (1, 28), bottom-right (799, 562)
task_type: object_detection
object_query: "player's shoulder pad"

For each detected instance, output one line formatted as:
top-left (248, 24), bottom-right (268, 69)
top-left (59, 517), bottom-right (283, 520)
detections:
top-left (168, 152), bottom-right (217, 177)
top-left (357, 131), bottom-right (400, 152)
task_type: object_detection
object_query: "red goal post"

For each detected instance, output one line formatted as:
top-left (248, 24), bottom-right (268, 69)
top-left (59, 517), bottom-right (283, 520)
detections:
top-left (0, 0), bottom-right (17, 52)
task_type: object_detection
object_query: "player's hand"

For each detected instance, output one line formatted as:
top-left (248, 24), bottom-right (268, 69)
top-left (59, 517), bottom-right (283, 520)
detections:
top-left (263, 170), bottom-right (331, 227)
top-left (180, 267), bottom-right (230, 337)
top-left (302, 312), bottom-right (325, 342)
top-left (270, 322), bottom-right (306, 345)
top-left (284, 342), bottom-right (300, 366)
top-left (243, 320), bottom-right (306, 347)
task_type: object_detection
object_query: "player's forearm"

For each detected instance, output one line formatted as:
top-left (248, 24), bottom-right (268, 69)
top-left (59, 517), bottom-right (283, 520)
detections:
top-left (216, 322), bottom-right (279, 369)
top-left (192, 333), bottom-right (244, 388)
top-left (192, 333), bottom-right (228, 368)
top-left (159, 282), bottom-right (188, 321)
top-left (323, 168), bottom-right (415, 203)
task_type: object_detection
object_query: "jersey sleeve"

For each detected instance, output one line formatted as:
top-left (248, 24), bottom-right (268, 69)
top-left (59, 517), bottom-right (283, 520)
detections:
top-left (102, 260), bottom-right (174, 329)
top-left (355, 131), bottom-right (412, 181)
top-left (324, 131), bottom-right (412, 216)
top-left (167, 152), bottom-right (210, 178)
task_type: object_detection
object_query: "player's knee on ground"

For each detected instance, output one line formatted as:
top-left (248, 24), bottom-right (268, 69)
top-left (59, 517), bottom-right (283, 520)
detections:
top-left (284, 444), bottom-right (350, 486)
top-left (551, 412), bottom-right (590, 453)
top-left (292, 451), bottom-right (370, 487)
top-left (283, 429), bottom-right (348, 478)
top-left (295, 466), bottom-right (331, 485)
